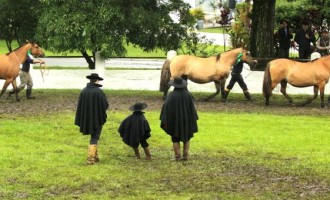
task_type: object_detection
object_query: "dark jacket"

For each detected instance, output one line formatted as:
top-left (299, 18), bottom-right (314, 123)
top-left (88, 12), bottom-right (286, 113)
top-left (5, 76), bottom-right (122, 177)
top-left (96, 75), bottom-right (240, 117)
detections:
top-left (160, 88), bottom-right (199, 142)
top-left (278, 27), bottom-right (293, 49)
top-left (75, 83), bottom-right (109, 135)
top-left (118, 111), bottom-right (151, 148)
top-left (294, 28), bottom-right (316, 49)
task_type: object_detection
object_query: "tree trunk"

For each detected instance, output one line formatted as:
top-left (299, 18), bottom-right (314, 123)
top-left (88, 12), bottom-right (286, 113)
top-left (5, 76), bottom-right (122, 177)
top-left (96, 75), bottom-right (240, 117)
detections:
top-left (250, 0), bottom-right (276, 69)
top-left (81, 50), bottom-right (95, 69)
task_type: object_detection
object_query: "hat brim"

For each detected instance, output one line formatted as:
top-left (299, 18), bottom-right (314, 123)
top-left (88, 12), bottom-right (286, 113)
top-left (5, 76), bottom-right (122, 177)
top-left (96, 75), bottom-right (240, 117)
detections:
top-left (168, 79), bottom-right (187, 88)
top-left (129, 103), bottom-right (148, 111)
top-left (86, 75), bottom-right (103, 80)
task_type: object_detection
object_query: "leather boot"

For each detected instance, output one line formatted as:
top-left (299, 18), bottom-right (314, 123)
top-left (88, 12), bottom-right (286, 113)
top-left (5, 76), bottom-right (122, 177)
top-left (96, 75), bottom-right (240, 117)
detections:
top-left (144, 147), bottom-right (151, 160)
top-left (173, 142), bottom-right (181, 161)
top-left (133, 147), bottom-right (141, 159)
top-left (244, 91), bottom-right (253, 101)
top-left (87, 144), bottom-right (97, 165)
top-left (26, 88), bottom-right (36, 99)
top-left (183, 141), bottom-right (190, 161)
top-left (221, 90), bottom-right (230, 102)
top-left (95, 146), bottom-right (100, 163)
top-left (7, 89), bottom-right (17, 99)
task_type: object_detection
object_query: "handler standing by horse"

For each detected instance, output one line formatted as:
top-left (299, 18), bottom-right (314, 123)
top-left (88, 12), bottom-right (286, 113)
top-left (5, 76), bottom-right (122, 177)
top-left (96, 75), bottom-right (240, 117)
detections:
top-left (7, 51), bottom-right (45, 99)
top-left (222, 58), bottom-right (257, 102)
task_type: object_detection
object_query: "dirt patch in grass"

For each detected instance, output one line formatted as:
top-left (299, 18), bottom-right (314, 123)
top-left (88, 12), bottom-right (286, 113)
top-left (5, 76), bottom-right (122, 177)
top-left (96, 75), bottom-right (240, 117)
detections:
top-left (1, 89), bottom-right (330, 116)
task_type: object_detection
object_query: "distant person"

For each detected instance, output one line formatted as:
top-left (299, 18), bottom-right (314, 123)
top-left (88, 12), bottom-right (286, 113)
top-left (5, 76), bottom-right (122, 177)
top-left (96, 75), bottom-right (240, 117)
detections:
top-left (75, 73), bottom-right (109, 165)
top-left (118, 102), bottom-right (151, 160)
top-left (294, 21), bottom-right (316, 59)
top-left (160, 78), bottom-right (199, 161)
top-left (316, 29), bottom-right (330, 56)
top-left (7, 51), bottom-right (45, 99)
top-left (222, 59), bottom-right (257, 102)
top-left (277, 19), bottom-right (293, 58)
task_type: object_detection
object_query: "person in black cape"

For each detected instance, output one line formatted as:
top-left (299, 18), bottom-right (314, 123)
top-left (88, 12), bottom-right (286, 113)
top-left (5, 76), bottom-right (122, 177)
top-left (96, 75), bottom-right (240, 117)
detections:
top-left (160, 77), bottom-right (199, 161)
top-left (75, 73), bottom-right (109, 165)
top-left (118, 102), bottom-right (151, 160)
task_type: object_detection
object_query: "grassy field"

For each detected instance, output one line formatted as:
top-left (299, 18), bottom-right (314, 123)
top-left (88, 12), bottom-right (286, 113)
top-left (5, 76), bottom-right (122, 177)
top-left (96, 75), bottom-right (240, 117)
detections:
top-left (0, 90), bottom-right (329, 199)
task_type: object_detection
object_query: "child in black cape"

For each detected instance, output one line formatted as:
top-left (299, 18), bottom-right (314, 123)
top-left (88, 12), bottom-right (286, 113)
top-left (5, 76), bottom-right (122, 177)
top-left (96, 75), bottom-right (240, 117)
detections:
top-left (118, 102), bottom-right (151, 160)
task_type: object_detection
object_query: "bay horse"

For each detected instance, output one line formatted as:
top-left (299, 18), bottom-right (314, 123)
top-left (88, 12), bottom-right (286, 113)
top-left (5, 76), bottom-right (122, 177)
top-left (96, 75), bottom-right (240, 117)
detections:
top-left (262, 56), bottom-right (330, 107)
top-left (0, 41), bottom-right (45, 101)
top-left (159, 47), bottom-right (256, 100)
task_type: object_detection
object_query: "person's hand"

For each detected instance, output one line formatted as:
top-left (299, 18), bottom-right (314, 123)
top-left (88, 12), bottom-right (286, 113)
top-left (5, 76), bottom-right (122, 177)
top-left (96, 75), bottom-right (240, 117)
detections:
top-left (40, 60), bottom-right (45, 64)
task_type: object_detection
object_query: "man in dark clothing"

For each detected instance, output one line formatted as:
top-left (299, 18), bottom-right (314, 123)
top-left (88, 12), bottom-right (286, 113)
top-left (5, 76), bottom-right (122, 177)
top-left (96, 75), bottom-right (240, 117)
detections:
top-left (160, 77), bottom-right (199, 161)
top-left (118, 102), bottom-right (151, 160)
top-left (294, 21), bottom-right (316, 59)
top-left (75, 73), bottom-right (109, 165)
top-left (8, 52), bottom-right (45, 99)
top-left (277, 19), bottom-right (293, 58)
top-left (222, 59), bottom-right (256, 102)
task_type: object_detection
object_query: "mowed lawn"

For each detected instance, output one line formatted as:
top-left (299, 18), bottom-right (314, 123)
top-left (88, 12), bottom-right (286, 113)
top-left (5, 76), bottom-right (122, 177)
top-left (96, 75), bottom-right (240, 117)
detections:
top-left (0, 90), bottom-right (329, 199)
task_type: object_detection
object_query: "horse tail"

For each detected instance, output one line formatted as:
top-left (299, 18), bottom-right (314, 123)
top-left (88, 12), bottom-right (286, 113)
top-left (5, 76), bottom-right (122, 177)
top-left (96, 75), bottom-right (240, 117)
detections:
top-left (262, 62), bottom-right (272, 97)
top-left (159, 59), bottom-right (172, 92)
top-left (159, 50), bottom-right (177, 92)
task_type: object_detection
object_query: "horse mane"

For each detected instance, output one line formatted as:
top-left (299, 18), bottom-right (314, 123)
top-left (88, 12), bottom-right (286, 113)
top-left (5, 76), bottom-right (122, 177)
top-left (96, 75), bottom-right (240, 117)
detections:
top-left (216, 54), bottom-right (221, 62)
top-left (6, 42), bottom-right (30, 55)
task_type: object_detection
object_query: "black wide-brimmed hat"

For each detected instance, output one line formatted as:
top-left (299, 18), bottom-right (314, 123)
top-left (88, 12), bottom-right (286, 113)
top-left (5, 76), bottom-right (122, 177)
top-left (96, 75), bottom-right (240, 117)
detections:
top-left (168, 77), bottom-right (187, 88)
top-left (86, 73), bottom-right (103, 80)
top-left (129, 102), bottom-right (148, 111)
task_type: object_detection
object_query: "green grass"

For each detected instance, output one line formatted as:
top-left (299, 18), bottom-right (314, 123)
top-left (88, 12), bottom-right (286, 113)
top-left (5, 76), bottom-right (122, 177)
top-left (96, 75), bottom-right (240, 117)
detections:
top-left (0, 89), bottom-right (329, 199)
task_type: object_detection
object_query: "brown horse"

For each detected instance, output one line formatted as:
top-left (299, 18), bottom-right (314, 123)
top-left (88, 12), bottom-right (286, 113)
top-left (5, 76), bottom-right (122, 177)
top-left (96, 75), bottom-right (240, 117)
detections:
top-left (0, 41), bottom-right (45, 101)
top-left (263, 56), bottom-right (330, 107)
top-left (160, 47), bottom-right (256, 100)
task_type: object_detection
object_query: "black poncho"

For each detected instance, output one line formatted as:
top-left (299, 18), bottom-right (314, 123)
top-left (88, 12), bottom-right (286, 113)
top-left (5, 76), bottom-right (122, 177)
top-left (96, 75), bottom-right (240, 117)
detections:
top-left (160, 88), bottom-right (199, 142)
top-left (118, 112), bottom-right (151, 148)
top-left (75, 83), bottom-right (109, 135)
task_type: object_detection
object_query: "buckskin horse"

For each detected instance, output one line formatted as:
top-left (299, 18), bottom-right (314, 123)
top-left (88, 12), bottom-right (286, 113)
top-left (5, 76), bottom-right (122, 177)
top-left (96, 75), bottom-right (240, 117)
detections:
top-left (159, 47), bottom-right (256, 100)
top-left (0, 41), bottom-right (45, 101)
top-left (263, 56), bottom-right (330, 107)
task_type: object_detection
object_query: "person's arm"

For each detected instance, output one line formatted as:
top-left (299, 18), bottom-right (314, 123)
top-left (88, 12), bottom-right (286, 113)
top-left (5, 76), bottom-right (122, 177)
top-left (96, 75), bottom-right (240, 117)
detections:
top-left (32, 59), bottom-right (45, 65)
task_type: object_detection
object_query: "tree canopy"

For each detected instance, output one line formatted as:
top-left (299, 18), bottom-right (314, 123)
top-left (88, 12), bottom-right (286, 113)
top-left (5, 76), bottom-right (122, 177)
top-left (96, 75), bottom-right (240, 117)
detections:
top-left (35, 0), bottom-right (195, 68)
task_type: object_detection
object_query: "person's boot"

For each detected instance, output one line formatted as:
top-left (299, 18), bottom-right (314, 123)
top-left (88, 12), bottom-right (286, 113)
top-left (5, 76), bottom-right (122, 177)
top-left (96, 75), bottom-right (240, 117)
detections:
top-left (95, 145), bottom-right (100, 163)
top-left (26, 88), bottom-right (36, 99)
top-left (243, 91), bottom-right (253, 101)
top-left (87, 144), bottom-right (97, 165)
top-left (133, 147), bottom-right (141, 159)
top-left (7, 90), bottom-right (16, 99)
top-left (173, 142), bottom-right (181, 161)
top-left (183, 141), bottom-right (190, 161)
top-left (144, 147), bottom-right (151, 160)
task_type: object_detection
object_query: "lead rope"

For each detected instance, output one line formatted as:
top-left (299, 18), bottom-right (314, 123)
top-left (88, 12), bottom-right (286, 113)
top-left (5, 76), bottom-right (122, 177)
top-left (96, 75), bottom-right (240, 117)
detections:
top-left (39, 63), bottom-right (49, 83)
top-left (13, 52), bottom-right (21, 66)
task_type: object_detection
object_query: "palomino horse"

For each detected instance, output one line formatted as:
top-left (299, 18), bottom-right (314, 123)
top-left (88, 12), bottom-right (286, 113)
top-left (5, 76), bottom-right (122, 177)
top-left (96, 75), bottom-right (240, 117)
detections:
top-left (263, 56), bottom-right (330, 107)
top-left (160, 47), bottom-right (256, 100)
top-left (0, 41), bottom-right (45, 101)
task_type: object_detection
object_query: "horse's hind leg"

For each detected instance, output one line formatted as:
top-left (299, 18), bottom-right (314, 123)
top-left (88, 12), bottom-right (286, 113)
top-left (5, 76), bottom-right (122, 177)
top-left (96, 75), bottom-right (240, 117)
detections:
top-left (0, 80), bottom-right (11, 98)
top-left (204, 80), bottom-right (220, 101)
top-left (11, 79), bottom-right (20, 102)
top-left (280, 80), bottom-right (293, 104)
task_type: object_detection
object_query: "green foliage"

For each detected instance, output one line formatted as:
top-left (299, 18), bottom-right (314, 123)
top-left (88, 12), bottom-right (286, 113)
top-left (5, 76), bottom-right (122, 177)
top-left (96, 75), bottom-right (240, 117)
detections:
top-left (229, 2), bottom-right (251, 48)
top-left (190, 8), bottom-right (205, 20)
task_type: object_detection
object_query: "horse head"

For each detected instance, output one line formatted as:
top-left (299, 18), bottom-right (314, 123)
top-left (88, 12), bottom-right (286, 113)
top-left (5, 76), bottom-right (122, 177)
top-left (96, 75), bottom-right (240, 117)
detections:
top-left (241, 48), bottom-right (257, 68)
top-left (28, 41), bottom-right (45, 58)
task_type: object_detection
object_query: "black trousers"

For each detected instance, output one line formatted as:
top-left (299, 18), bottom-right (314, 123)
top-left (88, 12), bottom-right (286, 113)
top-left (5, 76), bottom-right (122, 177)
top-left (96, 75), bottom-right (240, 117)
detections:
top-left (90, 126), bottom-right (103, 145)
top-left (226, 73), bottom-right (248, 91)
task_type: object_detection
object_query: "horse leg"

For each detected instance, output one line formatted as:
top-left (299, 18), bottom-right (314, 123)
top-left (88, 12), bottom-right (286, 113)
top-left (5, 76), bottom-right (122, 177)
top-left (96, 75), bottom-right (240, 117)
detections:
top-left (204, 80), bottom-right (220, 101)
top-left (301, 85), bottom-right (319, 107)
top-left (0, 80), bottom-right (11, 98)
top-left (11, 79), bottom-right (20, 102)
top-left (280, 80), bottom-right (293, 104)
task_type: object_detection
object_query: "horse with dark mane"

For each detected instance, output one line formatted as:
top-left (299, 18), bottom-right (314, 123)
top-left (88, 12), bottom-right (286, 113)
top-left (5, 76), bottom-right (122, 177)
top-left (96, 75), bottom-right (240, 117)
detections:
top-left (160, 47), bottom-right (256, 100)
top-left (263, 55), bottom-right (330, 107)
top-left (0, 41), bottom-right (45, 101)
